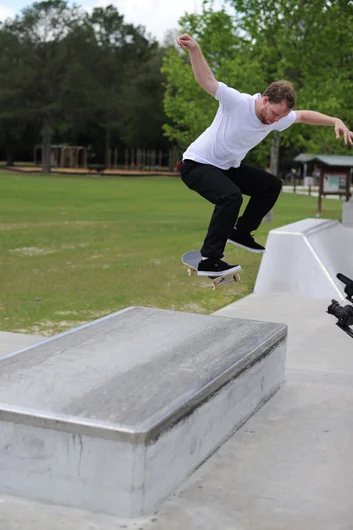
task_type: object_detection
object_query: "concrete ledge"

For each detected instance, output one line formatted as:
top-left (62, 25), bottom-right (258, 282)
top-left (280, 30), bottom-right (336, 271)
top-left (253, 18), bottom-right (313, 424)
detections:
top-left (0, 306), bottom-right (287, 517)
top-left (342, 200), bottom-right (353, 228)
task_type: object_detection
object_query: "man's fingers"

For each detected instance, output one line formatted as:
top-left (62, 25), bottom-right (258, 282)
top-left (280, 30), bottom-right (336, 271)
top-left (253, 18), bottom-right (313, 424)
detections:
top-left (177, 34), bottom-right (192, 48)
top-left (177, 34), bottom-right (188, 43)
top-left (177, 38), bottom-right (188, 48)
top-left (334, 126), bottom-right (353, 145)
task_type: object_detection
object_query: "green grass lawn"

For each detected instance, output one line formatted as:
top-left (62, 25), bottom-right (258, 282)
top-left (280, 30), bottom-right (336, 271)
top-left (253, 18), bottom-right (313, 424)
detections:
top-left (0, 172), bottom-right (343, 336)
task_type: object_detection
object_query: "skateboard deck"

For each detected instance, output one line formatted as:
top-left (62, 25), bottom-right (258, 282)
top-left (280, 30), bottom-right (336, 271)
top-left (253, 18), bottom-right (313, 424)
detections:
top-left (181, 250), bottom-right (241, 290)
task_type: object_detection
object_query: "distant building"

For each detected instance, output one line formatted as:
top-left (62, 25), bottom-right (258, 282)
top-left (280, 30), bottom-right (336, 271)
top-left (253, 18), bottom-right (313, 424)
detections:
top-left (294, 153), bottom-right (353, 183)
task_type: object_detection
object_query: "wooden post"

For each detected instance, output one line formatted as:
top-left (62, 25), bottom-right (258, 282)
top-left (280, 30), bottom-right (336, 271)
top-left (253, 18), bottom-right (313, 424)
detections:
top-left (137, 149), bottom-right (142, 170)
top-left (125, 149), bottom-right (129, 171)
top-left (346, 168), bottom-right (351, 202)
top-left (263, 131), bottom-right (280, 223)
top-left (151, 150), bottom-right (156, 172)
top-left (173, 145), bottom-right (178, 171)
top-left (61, 147), bottom-right (66, 168)
top-left (168, 150), bottom-right (172, 171)
top-left (317, 168), bottom-right (323, 214)
top-left (318, 193), bottom-right (322, 214)
top-left (41, 122), bottom-right (53, 174)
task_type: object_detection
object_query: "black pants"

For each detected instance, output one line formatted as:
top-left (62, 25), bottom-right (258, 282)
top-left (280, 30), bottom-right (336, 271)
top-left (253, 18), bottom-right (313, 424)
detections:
top-left (180, 159), bottom-right (282, 259)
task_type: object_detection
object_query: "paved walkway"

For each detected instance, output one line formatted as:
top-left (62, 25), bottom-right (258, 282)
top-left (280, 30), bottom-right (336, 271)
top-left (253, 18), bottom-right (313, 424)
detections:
top-left (282, 184), bottom-right (353, 200)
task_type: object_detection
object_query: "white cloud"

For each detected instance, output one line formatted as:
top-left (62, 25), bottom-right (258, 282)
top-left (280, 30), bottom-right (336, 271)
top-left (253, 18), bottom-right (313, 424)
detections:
top-left (117, 0), bottom-right (193, 40)
top-left (0, 5), bottom-right (15, 21)
top-left (84, 0), bottom-right (231, 42)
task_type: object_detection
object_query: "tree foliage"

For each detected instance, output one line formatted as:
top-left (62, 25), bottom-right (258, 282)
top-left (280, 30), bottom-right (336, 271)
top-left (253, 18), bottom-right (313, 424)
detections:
top-left (0, 1), bottom-right (169, 170)
top-left (162, 0), bottom-right (353, 169)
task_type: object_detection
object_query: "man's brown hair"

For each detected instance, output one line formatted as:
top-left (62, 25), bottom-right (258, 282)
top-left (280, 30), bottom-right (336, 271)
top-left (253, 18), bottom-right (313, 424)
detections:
top-left (263, 80), bottom-right (296, 109)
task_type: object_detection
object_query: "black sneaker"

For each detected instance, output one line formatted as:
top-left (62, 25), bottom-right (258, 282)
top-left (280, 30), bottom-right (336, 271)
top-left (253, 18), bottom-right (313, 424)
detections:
top-left (228, 229), bottom-right (265, 253)
top-left (197, 258), bottom-right (241, 277)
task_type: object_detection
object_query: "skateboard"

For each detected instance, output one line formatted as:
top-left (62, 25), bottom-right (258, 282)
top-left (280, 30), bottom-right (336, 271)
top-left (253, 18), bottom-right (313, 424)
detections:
top-left (181, 250), bottom-right (241, 290)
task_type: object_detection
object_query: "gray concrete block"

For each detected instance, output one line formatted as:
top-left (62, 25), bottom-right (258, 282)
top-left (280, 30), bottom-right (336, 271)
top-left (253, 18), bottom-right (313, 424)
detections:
top-left (0, 307), bottom-right (287, 517)
top-left (342, 200), bottom-right (353, 228)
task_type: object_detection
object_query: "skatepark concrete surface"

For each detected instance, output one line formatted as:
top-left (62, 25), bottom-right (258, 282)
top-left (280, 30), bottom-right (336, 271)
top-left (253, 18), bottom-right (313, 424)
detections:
top-left (1, 221), bottom-right (353, 529)
top-left (0, 331), bottom-right (43, 359)
top-left (1, 298), bottom-right (353, 530)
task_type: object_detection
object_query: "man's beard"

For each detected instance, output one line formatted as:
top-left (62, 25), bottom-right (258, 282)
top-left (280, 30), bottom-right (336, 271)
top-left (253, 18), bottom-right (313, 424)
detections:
top-left (261, 112), bottom-right (273, 125)
top-left (259, 111), bottom-right (268, 124)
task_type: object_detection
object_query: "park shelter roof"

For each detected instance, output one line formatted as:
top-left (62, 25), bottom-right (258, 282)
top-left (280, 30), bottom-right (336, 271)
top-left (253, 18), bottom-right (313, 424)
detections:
top-left (294, 153), bottom-right (353, 167)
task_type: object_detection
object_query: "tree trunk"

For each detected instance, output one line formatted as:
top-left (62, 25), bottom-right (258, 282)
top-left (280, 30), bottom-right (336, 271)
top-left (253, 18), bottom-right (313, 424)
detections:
top-left (104, 126), bottom-right (111, 169)
top-left (5, 148), bottom-right (14, 166)
top-left (270, 131), bottom-right (280, 176)
top-left (263, 131), bottom-right (281, 223)
top-left (41, 121), bottom-right (53, 174)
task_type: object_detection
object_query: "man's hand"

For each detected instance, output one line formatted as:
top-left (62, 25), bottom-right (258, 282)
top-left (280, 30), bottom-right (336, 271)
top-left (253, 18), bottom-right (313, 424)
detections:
top-left (334, 119), bottom-right (353, 145)
top-left (175, 33), bottom-right (218, 97)
top-left (176, 34), bottom-right (199, 51)
top-left (296, 111), bottom-right (353, 145)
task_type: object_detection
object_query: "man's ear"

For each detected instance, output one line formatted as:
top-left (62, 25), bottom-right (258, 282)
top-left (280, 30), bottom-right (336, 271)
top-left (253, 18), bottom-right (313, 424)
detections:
top-left (262, 96), bottom-right (270, 105)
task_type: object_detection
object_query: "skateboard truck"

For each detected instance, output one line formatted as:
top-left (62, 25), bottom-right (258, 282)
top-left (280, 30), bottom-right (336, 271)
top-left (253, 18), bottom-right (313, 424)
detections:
top-left (209, 272), bottom-right (241, 290)
top-left (327, 273), bottom-right (353, 339)
top-left (186, 265), bottom-right (240, 289)
top-left (182, 250), bottom-right (241, 290)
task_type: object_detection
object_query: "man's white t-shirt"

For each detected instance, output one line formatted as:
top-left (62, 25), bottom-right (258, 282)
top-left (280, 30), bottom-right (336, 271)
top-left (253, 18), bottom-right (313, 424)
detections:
top-left (183, 82), bottom-right (296, 169)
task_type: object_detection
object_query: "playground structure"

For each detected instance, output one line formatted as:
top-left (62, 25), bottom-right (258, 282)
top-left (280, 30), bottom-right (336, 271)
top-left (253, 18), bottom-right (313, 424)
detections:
top-left (106, 146), bottom-right (181, 172)
top-left (32, 144), bottom-right (181, 173)
top-left (34, 145), bottom-right (87, 169)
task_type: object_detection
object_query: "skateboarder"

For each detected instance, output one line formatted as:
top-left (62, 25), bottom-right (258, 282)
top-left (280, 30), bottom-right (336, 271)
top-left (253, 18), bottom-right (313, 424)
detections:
top-left (177, 33), bottom-right (353, 277)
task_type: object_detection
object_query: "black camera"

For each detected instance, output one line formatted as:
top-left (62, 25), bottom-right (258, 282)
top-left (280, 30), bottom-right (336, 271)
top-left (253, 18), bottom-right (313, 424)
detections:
top-left (327, 273), bottom-right (353, 339)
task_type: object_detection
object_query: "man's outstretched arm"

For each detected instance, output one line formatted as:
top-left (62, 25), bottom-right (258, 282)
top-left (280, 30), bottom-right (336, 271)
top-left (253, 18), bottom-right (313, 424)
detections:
top-left (295, 110), bottom-right (353, 145)
top-left (176, 33), bottom-right (219, 97)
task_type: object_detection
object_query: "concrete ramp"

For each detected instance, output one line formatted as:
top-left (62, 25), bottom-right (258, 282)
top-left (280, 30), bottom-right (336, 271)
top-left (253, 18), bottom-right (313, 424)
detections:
top-left (255, 218), bottom-right (353, 300)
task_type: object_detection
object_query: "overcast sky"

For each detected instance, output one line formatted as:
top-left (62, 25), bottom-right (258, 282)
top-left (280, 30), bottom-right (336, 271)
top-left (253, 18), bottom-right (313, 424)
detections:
top-left (0, 0), bottom-right (230, 42)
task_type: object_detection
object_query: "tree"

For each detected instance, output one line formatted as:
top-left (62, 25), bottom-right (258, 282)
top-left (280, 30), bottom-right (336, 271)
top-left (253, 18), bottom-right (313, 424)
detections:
top-left (0, 26), bottom-right (36, 165)
top-left (0, 1), bottom-right (172, 168)
top-left (162, 0), bottom-right (353, 172)
top-left (86, 6), bottom-right (160, 167)
top-left (228, 0), bottom-right (353, 161)
top-left (56, 18), bottom-right (99, 148)
top-left (2, 0), bottom-right (85, 173)
top-left (120, 46), bottom-right (170, 150)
